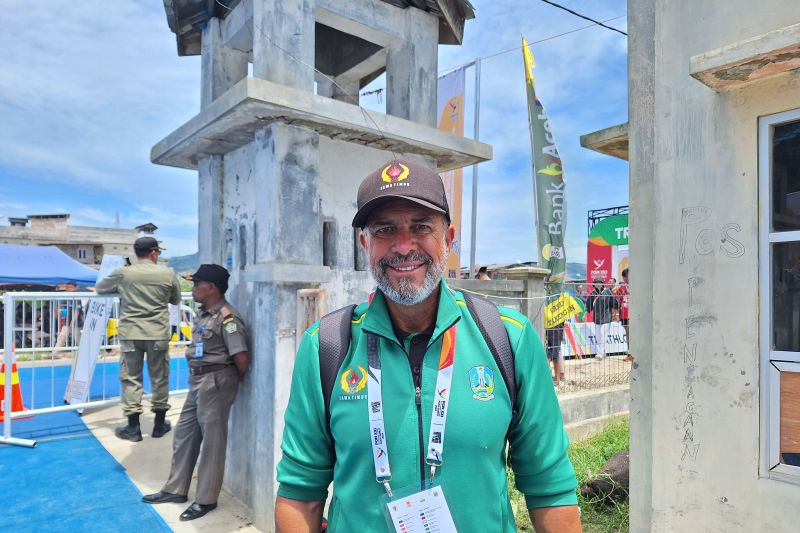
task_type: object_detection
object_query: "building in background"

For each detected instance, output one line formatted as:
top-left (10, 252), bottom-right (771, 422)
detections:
top-left (582, 1), bottom-right (800, 530)
top-left (0, 214), bottom-right (151, 265)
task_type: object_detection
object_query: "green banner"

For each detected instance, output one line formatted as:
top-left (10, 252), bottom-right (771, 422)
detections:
top-left (589, 214), bottom-right (629, 246)
top-left (523, 37), bottom-right (566, 285)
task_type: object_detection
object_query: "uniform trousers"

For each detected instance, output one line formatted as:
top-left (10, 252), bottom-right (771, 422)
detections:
top-left (119, 339), bottom-right (171, 416)
top-left (162, 365), bottom-right (239, 505)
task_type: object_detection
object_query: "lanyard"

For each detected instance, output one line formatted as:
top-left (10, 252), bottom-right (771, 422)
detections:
top-left (366, 325), bottom-right (457, 496)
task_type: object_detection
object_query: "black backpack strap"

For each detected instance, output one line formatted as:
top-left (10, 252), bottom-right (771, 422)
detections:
top-left (463, 292), bottom-right (518, 422)
top-left (318, 304), bottom-right (356, 424)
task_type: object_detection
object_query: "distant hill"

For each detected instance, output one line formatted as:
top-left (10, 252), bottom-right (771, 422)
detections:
top-left (167, 252), bottom-right (199, 274)
top-left (567, 262), bottom-right (587, 281)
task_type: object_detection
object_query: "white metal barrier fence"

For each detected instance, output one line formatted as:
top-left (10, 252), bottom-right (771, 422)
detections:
top-left (1, 291), bottom-right (195, 447)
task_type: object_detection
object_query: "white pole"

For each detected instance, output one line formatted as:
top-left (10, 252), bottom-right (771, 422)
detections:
top-left (3, 293), bottom-right (14, 440)
top-left (469, 58), bottom-right (482, 279)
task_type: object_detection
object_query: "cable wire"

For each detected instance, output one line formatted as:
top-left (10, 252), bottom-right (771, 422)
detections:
top-left (539, 0), bottom-right (627, 36)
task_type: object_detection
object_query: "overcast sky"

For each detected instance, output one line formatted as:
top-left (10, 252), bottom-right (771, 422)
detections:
top-left (0, 0), bottom-right (628, 264)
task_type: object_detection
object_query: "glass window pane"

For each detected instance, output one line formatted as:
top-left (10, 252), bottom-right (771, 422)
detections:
top-left (772, 119), bottom-right (800, 231)
top-left (772, 242), bottom-right (800, 351)
top-left (781, 370), bottom-right (800, 466)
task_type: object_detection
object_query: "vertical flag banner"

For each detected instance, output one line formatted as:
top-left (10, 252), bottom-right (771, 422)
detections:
top-left (437, 68), bottom-right (466, 278)
top-left (522, 37), bottom-right (567, 287)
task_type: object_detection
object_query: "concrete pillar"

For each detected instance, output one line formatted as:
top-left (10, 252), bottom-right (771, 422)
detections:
top-left (197, 155), bottom-right (224, 265)
top-left (201, 17), bottom-right (248, 109)
top-left (385, 8), bottom-right (438, 126)
top-left (252, 0), bottom-right (315, 91)
top-left (627, 1), bottom-right (656, 531)
top-left (225, 122), bottom-right (323, 529)
top-left (315, 75), bottom-right (359, 105)
top-left (500, 266), bottom-right (549, 341)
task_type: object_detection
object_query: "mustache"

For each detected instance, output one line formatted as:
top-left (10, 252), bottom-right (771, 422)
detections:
top-left (379, 252), bottom-right (433, 269)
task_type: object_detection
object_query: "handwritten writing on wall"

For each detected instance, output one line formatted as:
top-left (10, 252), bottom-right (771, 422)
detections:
top-left (676, 206), bottom-right (747, 474)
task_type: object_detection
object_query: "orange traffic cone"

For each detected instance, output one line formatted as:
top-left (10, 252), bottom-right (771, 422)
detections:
top-left (0, 362), bottom-right (31, 422)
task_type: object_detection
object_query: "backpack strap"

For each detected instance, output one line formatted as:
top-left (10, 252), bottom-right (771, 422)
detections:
top-left (463, 292), bottom-right (518, 423)
top-left (318, 305), bottom-right (356, 424)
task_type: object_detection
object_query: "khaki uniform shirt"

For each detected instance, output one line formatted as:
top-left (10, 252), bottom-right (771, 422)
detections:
top-left (96, 260), bottom-right (182, 340)
top-left (187, 299), bottom-right (248, 367)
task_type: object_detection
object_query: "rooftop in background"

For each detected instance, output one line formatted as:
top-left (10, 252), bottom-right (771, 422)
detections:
top-left (163, 0), bottom-right (476, 56)
top-left (0, 214), bottom-right (157, 266)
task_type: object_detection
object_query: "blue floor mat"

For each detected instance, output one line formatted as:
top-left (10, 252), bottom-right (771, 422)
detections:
top-left (0, 359), bottom-right (188, 531)
top-left (0, 436), bottom-right (169, 532)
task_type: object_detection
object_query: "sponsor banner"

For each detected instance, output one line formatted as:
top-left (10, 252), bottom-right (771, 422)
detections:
top-left (523, 37), bottom-right (567, 286)
top-left (587, 241), bottom-right (612, 281)
top-left (66, 255), bottom-right (126, 405)
top-left (437, 67), bottom-right (466, 278)
top-left (561, 320), bottom-right (628, 357)
top-left (589, 214), bottom-right (628, 246)
top-left (544, 293), bottom-right (581, 329)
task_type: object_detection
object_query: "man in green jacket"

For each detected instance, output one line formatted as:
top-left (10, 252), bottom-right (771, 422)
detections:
top-left (275, 160), bottom-right (581, 532)
top-left (96, 236), bottom-right (182, 442)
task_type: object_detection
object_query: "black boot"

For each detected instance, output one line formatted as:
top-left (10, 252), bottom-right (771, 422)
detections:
top-left (152, 410), bottom-right (171, 438)
top-left (115, 414), bottom-right (142, 442)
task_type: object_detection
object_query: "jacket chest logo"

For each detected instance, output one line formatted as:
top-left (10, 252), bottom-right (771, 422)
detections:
top-left (340, 366), bottom-right (368, 395)
top-left (469, 366), bottom-right (495, 401)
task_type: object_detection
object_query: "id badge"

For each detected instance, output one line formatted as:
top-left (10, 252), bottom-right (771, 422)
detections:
top-left (378, 477), bottom-right (457, 533)
top-left (194, 341), bottom-right (204, 359)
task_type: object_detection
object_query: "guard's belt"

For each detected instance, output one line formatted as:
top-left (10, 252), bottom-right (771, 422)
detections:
top-left (188, 363), bottom-right (231, 376)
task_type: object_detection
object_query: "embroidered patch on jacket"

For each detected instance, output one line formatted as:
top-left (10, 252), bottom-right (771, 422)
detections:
top-left (224, 321), bottom-right (237, 334)
top-left (468, 366), bottom-right (495, 401)
top-left (340, 366), bottom-right (368, 395)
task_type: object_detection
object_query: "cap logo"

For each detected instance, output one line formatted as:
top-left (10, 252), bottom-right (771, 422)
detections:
top-left (380, 163), bottom-right (409, 183)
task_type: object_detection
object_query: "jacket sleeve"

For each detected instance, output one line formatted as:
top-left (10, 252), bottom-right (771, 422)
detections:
top-left (169, 274), bottom-right (182, 305)
top-left (95, 268), bottom-right (122, 294)
top-left (276, 324), bottom-right (335, 501)
top-left (506, 317), bottom-right (578, 509)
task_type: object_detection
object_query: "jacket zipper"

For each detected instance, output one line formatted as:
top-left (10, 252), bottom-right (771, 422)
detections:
top-left (366, 316), bottom-right (460, 486)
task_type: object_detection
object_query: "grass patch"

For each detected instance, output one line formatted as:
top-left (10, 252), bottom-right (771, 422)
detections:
top-left (508, 416), bottom-right (629, 532)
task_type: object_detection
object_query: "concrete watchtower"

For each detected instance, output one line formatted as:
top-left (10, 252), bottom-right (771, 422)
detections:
top-left (153, 0), bottom-right (491, 527)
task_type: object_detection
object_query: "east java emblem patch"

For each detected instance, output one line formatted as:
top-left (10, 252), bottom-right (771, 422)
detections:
top-left (468, 366), bottom-right (495, 401)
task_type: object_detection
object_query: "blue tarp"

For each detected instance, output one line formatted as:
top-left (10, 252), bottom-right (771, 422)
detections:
top-left (0, 243), bottom-right (98, 286)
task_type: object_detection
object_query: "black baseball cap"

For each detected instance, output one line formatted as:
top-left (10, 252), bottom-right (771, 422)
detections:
top-left (184, 264), bottom-right (230, 293)
top-left (134, 236), bottom-right (165, 252)
top-left (351, 160), bottom-right (451, 228)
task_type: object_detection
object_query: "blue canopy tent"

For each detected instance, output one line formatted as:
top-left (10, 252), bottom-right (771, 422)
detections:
top-left (0, 244), bottom-right (99, 286)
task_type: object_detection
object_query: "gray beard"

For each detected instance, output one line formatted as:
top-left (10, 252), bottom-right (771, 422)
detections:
top-left (370, 248), bottom-right (448, 306)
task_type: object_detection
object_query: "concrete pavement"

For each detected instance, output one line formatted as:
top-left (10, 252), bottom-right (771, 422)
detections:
top-left (81, 396), bottom-right (259, 532)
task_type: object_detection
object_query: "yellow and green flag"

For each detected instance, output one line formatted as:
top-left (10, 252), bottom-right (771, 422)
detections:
top-left (523, 37), bottom-right (567, 287)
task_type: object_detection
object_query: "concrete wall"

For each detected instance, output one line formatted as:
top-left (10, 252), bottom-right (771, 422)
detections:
top-left (629, 1), bottom-right (800, 530)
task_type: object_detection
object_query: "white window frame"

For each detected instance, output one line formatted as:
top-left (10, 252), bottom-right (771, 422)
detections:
top-left (77, 248), bottom-right (87, 260)
top-left (759, 107), bottom-right (800, 483)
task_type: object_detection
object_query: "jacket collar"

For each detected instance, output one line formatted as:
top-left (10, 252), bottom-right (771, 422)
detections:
top-left (200, 298), bottom-right (226, 317)
top-left (361, 279), bottom-right (461, 344)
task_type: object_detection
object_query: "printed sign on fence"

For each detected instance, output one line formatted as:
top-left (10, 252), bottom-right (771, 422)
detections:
top-left (562, 321), bottom-right (628, 357)
top-left (544, 294), bottom-right (581, 329)
top-left (66, 255), bottom-right (125, 405)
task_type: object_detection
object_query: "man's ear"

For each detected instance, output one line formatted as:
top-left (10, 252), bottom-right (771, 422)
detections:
top-left (359, 230), bottom-right (368, 251)
top-left (445, 224), bottom-right (455, 249)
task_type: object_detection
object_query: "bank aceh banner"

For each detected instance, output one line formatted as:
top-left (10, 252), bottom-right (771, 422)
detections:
top-left (437, 67), bottom-right (466, 279)
top-left (522, 37), bottom-right (566, 285)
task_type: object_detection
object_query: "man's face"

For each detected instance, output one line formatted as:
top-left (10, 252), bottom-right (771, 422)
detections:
top-left (191, 280), bottom-right (215, 305)
top-left (360, 200), bottom-right (454, 306)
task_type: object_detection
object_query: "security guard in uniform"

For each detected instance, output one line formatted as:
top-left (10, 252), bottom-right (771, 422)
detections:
top-left (96, 236), bottom-right (182, 441)
top-left (142, 264), bottom-right (250, 522)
